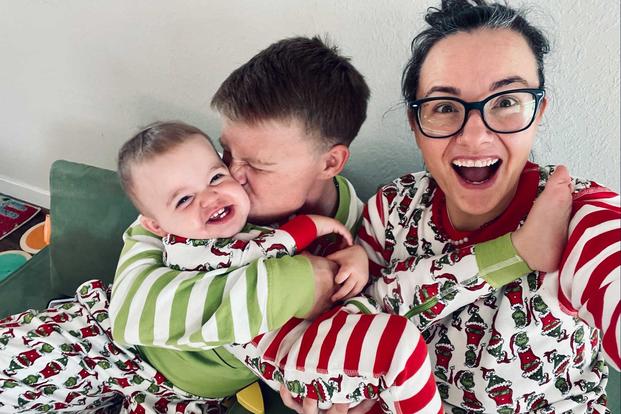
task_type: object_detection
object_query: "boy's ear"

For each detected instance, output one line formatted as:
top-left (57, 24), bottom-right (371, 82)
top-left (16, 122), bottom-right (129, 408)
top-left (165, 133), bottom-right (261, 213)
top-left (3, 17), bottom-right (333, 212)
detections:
top-left (140, 215), bottom-right (167, 237)
top-left (320, 144), bottom-right (350, 178)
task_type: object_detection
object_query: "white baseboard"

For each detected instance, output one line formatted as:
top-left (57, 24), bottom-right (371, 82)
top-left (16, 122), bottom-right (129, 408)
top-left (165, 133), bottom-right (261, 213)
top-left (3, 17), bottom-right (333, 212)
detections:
top-left (0, 174), bottom-right (50, 209)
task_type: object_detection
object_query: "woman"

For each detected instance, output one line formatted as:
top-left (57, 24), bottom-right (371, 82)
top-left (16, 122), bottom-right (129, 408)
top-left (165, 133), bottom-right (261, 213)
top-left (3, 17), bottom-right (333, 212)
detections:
top-left (355, 0), bottom-right (620, 412)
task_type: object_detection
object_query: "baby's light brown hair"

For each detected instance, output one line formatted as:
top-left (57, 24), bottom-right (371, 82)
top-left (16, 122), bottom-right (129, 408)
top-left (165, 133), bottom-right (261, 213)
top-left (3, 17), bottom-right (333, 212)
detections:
top-left (117, 121), bottom-right (215, 211)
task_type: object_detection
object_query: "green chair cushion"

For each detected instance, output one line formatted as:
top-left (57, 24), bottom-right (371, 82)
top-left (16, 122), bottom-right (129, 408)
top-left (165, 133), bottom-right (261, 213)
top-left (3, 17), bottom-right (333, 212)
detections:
top-left (0, 247), bottom-right (52, 318)
top-left (49, 160), bottom-right (138, 296)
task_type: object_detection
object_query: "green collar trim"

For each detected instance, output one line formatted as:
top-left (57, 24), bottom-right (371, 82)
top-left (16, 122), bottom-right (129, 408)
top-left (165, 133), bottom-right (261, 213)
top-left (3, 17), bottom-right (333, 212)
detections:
top-left (333, 175), bottom-right (351, 225)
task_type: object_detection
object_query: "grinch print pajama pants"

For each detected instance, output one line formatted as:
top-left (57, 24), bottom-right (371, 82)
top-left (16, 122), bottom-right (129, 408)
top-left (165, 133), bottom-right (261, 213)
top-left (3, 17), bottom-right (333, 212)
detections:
top-left (0, 280), bottom-right (220, 413)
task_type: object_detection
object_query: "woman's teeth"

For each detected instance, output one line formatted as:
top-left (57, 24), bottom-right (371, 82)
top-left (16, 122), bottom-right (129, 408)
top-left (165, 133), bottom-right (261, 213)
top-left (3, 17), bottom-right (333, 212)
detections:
top-left (452, 158), bottom-right (499, 168)
top-left (451, 158), bottom-right (501, 183)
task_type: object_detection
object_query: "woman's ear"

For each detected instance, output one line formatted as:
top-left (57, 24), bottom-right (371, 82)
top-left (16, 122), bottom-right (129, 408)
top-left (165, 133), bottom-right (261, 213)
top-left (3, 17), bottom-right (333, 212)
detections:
top-left (407, 109), bottom-right (417, 131)
top-left (408, 110), bottom-right (424, 148)
top-left (536, 96), bottom-right (548, 122)
top-left (320, 144), bottom-right (350, 178)
top-left (140, 215), bottom-right (167, 237)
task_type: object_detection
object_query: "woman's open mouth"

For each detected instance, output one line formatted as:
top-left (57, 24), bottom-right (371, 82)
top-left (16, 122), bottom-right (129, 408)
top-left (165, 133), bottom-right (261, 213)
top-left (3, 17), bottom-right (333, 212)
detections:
top-left (451, 158), bottom-right (502, 184)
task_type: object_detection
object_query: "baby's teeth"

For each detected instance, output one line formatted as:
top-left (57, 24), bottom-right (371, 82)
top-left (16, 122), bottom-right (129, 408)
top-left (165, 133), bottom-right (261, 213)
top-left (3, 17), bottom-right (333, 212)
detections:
top-left (210, 208), bottom-right (226, 219)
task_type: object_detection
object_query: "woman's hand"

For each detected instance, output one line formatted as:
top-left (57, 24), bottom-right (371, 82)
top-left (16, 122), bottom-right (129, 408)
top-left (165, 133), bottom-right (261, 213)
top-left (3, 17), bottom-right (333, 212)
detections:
top-left (512, 165), bottom-right (573, 272)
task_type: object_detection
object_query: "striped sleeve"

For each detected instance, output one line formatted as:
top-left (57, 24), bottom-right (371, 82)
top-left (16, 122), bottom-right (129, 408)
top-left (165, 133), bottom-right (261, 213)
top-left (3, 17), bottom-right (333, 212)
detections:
top-left (558, 187), bottom-right (620, 371)
top-left (109, 218), bottom-right (315, 351)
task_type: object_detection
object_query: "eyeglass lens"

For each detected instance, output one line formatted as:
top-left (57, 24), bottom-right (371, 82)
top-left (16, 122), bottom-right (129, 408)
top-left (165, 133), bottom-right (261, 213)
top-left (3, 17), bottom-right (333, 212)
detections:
top-left (418, 91), bottom-right (537, 137)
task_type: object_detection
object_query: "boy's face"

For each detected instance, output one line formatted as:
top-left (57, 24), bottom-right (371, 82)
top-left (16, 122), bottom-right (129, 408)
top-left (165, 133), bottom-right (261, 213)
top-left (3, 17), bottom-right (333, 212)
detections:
top-left (219, 118), bottom-right (331, 225)
top-left (133, 135), bottom-right (250, 239)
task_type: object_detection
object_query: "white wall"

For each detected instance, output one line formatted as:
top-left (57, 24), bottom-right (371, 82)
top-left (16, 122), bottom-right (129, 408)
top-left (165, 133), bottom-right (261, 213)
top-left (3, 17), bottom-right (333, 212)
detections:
top-left (1, 0), bottom-right (619, 208)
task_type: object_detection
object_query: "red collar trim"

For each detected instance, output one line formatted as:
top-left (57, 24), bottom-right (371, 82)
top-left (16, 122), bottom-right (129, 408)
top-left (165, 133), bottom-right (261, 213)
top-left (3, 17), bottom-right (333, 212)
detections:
top-left (431, 162), bottom-right (541, 246)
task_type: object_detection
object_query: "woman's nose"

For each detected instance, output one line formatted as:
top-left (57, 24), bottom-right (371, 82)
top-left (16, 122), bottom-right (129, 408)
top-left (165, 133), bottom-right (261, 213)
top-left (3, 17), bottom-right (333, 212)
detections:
top-left (456, 110), bottom-right (493, 146)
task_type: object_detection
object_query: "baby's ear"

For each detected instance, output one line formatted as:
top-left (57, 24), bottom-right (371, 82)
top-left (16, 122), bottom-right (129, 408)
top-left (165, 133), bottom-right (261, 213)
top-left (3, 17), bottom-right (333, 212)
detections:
top-left (140, 215), bottom-right (167, 237)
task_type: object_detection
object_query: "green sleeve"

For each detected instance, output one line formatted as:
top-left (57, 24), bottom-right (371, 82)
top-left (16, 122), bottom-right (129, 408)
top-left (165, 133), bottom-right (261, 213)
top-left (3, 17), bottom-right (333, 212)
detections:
top-left (266, 255), bottom-right (314, 329)
top-left (474, 233), bottom-right (533, 289)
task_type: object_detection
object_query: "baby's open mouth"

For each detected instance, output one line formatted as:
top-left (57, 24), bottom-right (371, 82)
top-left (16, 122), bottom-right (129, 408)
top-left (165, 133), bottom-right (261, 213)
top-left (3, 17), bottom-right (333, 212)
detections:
top-left (208, 206), bottom-right (231, 222)
top-left (452, 158), bottom-right (501, 184)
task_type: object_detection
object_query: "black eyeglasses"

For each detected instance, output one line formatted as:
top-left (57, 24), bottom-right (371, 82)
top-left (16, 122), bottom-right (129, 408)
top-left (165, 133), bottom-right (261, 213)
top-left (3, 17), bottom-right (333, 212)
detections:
top-left (407, 88), bottom-right (545, 139)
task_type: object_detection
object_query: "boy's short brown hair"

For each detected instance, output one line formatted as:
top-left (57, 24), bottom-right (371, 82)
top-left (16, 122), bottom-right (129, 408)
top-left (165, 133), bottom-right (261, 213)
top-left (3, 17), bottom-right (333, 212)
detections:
top-left (117, 121), bottom-right (213, 206)
top-left (211, 36), bottom-right (370, 148)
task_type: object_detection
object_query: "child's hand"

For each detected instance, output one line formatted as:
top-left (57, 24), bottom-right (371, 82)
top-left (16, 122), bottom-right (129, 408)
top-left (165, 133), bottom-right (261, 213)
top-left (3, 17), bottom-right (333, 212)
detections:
top-left (301, 252), bottom-right (339, 320)
top-left (512, 165), bottom-right (574, 273)
top-left (326, 245), bottom-right (369, 302)
top-left (307, 215), bottom-right (353, 246)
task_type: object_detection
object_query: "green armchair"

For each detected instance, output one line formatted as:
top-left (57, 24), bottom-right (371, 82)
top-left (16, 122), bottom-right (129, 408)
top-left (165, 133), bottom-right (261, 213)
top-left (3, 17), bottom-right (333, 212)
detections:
top-left (0, 160), bottom-right (138, 316)
top-left (0, 160), bottom-right (618, 414)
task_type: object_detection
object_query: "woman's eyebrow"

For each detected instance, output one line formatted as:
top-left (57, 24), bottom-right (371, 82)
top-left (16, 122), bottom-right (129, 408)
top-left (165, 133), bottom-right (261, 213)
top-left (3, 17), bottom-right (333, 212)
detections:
top-left (490, 76), bottom-right (529, 91)
top-left (425, 85), bottom-right (460, 97)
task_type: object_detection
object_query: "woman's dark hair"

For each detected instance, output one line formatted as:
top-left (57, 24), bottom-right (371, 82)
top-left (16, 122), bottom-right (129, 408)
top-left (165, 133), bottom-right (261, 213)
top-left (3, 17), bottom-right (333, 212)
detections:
top-left (402, 0), bottom-right (550, 101)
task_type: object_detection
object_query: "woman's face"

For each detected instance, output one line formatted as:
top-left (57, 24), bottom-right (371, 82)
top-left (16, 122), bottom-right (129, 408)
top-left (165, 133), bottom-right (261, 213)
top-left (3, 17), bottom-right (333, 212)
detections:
top-left (413, 28), bottom-right (547, 231)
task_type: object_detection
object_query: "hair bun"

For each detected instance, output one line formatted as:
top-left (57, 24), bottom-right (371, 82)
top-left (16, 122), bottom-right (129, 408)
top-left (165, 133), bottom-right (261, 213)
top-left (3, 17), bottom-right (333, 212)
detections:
top-left (426, 0), bottom-right (487, 28)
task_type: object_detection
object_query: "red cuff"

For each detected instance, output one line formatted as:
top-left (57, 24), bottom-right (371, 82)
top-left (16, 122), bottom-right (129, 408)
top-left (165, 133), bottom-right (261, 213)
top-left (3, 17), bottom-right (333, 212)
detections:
top-left (279, 215), bottom-right (317, 251)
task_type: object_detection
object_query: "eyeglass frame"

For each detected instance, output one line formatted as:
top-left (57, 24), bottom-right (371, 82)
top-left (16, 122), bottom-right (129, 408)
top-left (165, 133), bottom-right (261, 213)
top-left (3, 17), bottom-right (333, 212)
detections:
top-left (407, 88), bottom-right (546, 139)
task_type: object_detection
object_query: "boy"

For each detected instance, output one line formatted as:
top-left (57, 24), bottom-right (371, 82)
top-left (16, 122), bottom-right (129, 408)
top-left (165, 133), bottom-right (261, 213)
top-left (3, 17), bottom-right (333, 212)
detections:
top-left (110, 36), bottom-right (372, 405)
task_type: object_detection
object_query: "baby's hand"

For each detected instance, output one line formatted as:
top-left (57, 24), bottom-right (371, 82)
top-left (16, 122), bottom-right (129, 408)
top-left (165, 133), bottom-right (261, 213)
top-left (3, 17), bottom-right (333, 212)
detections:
top-left (326, 245), bottom-right (369, 302)
top-left (307, 215), bottom-right (353, 246)
top-left (512, 165), bottom-right (573, 273)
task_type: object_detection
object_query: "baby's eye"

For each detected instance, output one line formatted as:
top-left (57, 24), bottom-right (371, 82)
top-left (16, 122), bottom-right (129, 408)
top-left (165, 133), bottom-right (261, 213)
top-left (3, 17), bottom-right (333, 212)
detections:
top-left (175, 195), bottom-right (192, 208)
top-left (210, 173), bottom-right (225, 184)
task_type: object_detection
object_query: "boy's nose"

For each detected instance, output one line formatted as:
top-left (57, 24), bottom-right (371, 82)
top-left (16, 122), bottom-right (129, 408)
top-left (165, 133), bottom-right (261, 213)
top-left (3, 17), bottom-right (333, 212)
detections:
top-left (229, 162), bottom-right (247, 185)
